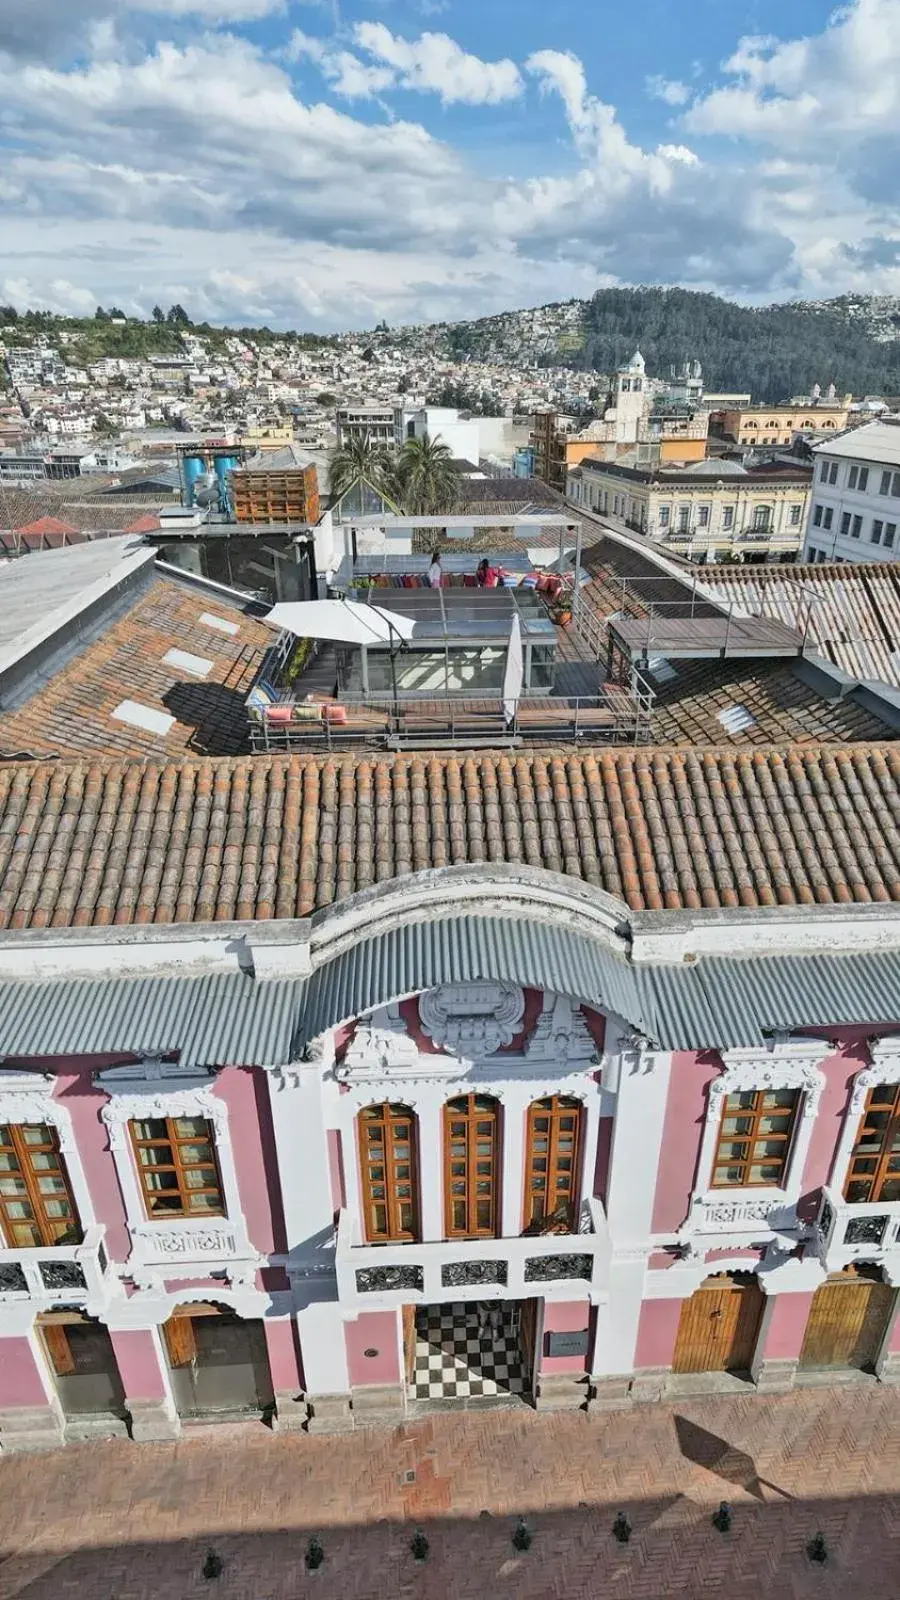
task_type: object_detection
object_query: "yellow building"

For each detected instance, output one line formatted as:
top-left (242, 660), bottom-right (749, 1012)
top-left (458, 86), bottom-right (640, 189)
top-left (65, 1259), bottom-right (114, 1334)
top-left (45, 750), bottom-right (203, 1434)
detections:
top-left (239, 423), bottom-right (295, 452)
top-left (711, 399), bottom-right (851, 448)
top-left (568, 457), bottom-right (813, 563)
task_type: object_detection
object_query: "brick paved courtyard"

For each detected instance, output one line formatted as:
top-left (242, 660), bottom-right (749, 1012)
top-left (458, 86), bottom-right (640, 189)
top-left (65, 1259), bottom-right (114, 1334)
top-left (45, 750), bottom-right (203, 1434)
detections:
top-left (2, 1387), bottom-right (900, 1600)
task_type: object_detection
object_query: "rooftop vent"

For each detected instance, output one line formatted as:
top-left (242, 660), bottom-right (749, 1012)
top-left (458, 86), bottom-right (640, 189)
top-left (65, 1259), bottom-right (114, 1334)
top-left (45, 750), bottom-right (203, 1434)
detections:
top-left (162, 648), bottom-right (214, 679)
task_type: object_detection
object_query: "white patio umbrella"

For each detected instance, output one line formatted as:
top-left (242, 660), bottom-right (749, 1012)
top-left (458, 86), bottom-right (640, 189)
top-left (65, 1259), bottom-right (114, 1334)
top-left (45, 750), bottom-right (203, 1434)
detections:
top-left (502, 613), bottom-right (524, 725)
top-left (264, 598), bottom-right (416, 646)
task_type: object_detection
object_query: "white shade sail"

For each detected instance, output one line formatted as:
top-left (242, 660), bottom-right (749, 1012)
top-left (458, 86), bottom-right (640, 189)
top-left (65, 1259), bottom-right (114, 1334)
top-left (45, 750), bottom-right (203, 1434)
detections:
top-left (264, 599), bottom-right (416, 646)
top-left (502, 613), bottom-right (525, 723)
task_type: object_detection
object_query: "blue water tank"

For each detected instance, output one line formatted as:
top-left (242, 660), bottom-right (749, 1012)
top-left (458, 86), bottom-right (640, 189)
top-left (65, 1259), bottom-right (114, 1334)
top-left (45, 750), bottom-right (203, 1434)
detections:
top-left (214, 453), bottom-right (240, 515)
top-left (181, 454), bottom-right (206, 506)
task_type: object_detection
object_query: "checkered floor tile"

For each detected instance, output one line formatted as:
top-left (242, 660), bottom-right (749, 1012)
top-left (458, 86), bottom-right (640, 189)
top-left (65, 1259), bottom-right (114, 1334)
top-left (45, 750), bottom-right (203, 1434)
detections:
top-left (409, 1303), bottom-right (528, 1402)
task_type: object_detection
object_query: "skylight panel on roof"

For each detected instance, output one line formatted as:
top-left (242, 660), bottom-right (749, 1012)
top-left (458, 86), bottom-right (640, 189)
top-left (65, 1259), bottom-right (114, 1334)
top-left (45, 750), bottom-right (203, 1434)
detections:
top-left (162, 648), bottom-right (214, 679)
top-left (717, 703), bottom-right (756, 735)
top-left (199, 612), bottom-right (240, 636)
top-left (112, 701), bottom-right (176, 736)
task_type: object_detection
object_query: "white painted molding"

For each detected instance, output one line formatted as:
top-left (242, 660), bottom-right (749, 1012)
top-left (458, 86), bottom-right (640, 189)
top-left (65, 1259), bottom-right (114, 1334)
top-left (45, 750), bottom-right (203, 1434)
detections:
top-left (419, 983), bottom-right (525, 1056)
top-left (98, 1068), bottom-right (260, 1284)
top-left (683, 1043), bottom-right (828, 1237)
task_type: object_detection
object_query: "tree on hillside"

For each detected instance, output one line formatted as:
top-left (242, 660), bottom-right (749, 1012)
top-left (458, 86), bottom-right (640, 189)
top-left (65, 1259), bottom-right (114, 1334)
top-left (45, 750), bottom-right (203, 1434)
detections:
top-left (95, 306), bottom-right (109, 321)
top-left (0, 305), bottom-right (18, 324)
top-left (167, 303), bottom-right (190, 326)
top-left (93, 411), bottom-right (119, 438)
top-left (394, 431), bottom-right (458, 516)
top-left (152, 305), bottom-right (165, 324)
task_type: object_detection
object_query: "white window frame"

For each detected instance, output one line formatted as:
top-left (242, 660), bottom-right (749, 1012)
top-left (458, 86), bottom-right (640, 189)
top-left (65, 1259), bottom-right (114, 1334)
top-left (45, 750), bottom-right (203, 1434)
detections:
top-left (98, 1060), bottom-right (258, 1288)
top-left (0, 1068), bottom-right (97, 1247)
top-left (681, 1044), bottom-right (827, 1236)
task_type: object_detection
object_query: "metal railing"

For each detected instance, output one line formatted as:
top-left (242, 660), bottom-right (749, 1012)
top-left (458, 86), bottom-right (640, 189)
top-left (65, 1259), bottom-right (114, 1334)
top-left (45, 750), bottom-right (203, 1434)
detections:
top-left (0, 1226), bottom-right (110, 1303)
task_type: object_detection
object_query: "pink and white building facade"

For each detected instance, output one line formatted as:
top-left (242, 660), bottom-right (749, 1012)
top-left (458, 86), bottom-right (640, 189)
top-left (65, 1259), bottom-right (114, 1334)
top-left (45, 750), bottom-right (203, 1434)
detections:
top-left (1, 863), bottom-right (900, 1448)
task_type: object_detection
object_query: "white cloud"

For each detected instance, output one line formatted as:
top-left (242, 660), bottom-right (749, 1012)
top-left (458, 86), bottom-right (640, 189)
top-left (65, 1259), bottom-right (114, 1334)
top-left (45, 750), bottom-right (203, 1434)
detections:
top-left (686, 0), bottom-right (900, 146)
top-left (0, 0), bottom-right (284, 57)
top-left (646, 74), bottom-right (690, 106)
top-left (352, 22), bottom-right (523, 105)
top-left (2, 4), bottom-right (900, 327)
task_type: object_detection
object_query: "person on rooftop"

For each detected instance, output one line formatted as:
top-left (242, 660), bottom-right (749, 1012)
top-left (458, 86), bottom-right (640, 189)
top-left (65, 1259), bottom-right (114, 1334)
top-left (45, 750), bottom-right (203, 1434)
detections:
top-left (427, 550), bottom-right (443, 588)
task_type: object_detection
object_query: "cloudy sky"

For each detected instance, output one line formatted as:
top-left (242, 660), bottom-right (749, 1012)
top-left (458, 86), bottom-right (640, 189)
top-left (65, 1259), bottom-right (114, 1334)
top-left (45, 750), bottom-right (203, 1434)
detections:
top-left (0, 0), bottom-right (898, 330)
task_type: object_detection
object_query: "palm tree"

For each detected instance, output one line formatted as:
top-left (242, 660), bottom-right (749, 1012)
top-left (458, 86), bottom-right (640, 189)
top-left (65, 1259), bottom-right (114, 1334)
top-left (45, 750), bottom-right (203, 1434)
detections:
top-left (328, 433), bottom-right (398, 510)
top-left (395, 431), bottom-right (458, 516)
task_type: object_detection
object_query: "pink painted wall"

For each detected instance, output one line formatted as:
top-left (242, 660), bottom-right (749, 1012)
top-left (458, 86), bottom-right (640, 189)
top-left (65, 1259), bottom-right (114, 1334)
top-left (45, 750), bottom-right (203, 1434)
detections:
top-left (52, 1063), bottom-right (131, 1261)
top-left (0, 1337), bottom-right (49, 1408)
top-left (109, 1329), bottom-right (167, 1401)
top-left (634, 1299), bottom-right (683, 1370)
top-left (761, 1292), bottom-right (815, 1361)
top-left (796, 1041), bottom-right (865, 1224)
top-left (263, 1318), bottom-right (303, 1392)
top-left (213, 1067), bottom-right (276, 1255)
top-left (889, 1306), bottom-right (900, 1353)
top-left (345, 1311), bottom-right (400, 1387)
top-left (706, 1247), bottom-right (763, 1264)
top-left (593, 1114), bottom-right (613, 1204)
top-left (541, 1299), bottom-right (591, 1374)
top-left (327, 1129), bottom-right (346, 1214)
top-left (651, 1052), bottom-right (720, 1234)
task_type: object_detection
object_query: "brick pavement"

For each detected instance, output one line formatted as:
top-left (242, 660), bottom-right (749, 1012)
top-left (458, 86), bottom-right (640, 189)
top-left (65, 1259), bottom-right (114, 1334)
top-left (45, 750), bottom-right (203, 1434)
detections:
top-left (1, 1386), bottom-right (900, 1599)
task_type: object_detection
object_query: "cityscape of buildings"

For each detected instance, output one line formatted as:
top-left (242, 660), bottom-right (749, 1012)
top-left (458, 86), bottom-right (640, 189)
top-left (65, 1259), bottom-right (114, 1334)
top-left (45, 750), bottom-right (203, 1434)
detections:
top-left (1, 296), bottom-right (900, 1468)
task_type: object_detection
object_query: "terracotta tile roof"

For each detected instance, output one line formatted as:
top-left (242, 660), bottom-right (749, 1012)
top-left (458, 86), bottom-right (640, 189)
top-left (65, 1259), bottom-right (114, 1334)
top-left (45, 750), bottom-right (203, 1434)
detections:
top-left (646, 657), bottom-right (893, 745)
top-left (123, 514), bottom-right (161, 534)
top-left (1, 745), bottom-right (900, 929)
top-left (0, 578), bottom-right (272, 762)
top-left (15, 516), bottom-right (79, 538)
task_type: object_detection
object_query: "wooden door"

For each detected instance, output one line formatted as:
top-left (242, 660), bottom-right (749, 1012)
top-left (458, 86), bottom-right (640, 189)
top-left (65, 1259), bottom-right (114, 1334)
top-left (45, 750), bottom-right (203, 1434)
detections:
top-left (799, 1273), bottom-right (896, 1371)
top-left (672, 1276), bottom-right (764, 1374)
top-left (519, 1299), bottom-right (539, 1396)
top-left (402, 1304), bottom-right (417, 1386)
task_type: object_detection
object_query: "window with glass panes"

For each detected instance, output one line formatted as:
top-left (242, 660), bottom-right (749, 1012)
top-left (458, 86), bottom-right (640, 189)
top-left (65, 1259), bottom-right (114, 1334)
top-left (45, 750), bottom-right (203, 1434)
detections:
top-left (444, 1095), bottom-right (499, 1238)
top-left (523, 1097), bottom-right (582, 1230)
top-left (711, 1089), bottom-right (800, 1187)
top-left (129, 1117), bottom-right (224, 1217)
top-left (357, 1103), bottom-right (419, 1243)
top-left (0, 1124), bottom-right (81, 1246)
top-left (844, 1085), bottom-right (900, 1203)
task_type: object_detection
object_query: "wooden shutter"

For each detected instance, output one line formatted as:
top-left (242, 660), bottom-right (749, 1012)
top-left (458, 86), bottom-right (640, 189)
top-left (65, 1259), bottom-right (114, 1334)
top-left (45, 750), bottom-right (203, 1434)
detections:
top-left (43, 1323), bottom-right (76, 1377)
top-left (163, 1315), bottom-right (197, 1368)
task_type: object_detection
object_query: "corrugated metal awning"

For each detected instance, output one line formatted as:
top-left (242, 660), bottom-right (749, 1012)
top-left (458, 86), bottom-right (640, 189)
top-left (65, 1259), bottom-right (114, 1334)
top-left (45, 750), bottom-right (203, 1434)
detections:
top-left (0, 927), bottom-right (898, 1066)
top-left (0, 974), bottom-right (304, 1069)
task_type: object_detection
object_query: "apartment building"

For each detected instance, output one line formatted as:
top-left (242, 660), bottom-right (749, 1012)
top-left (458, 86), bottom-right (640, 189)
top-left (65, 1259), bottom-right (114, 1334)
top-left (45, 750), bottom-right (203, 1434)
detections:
top-left (803, 418), bottom-right (900, 564)
top-left (336, 404), bottom-right (396, 448)
top-left (710, 394), bottom-right (852, 447)
top-left (568, 457), bottom-right (811, 562)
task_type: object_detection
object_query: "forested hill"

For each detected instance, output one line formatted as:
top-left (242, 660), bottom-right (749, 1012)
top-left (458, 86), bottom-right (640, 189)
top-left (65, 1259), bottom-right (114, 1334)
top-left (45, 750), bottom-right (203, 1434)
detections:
top-left (440, 288), bottom-right (900, 401)
top-left (578, 288), bottom-right (900, 400)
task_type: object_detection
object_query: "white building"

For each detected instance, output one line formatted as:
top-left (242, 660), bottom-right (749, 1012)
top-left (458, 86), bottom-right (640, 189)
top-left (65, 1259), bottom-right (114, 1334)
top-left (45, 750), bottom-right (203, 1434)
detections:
top-left (803, 417), bottom-right (900, 564)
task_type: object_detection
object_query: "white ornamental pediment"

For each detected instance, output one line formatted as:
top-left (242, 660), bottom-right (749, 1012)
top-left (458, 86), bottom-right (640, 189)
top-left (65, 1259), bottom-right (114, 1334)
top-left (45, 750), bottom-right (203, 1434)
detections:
top-left (418, 983), bottom-right (525, 1056)
top-left (525, 995), bottom-right (598, 1066)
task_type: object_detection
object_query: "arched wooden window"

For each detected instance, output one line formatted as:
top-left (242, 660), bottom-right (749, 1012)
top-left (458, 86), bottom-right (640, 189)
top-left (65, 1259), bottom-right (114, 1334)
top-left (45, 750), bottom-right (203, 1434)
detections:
top-left (357, 1104), bottom-right (419, 1244)
top-left (444, 1095), bottom-right (500, 1238)
top-left (524, 1097), bottom-right (583, 1232)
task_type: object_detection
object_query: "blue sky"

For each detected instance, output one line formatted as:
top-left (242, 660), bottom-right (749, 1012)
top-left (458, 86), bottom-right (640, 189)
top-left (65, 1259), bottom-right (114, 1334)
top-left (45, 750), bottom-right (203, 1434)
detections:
top-left (0, 0), bottom-right (897, 329)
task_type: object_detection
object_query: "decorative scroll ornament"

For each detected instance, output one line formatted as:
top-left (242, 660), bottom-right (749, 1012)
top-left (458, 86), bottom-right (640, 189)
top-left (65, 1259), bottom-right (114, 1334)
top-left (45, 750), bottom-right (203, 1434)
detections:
top-left (418, 983), bottom-right (525, 1057)
top-left (338, 1004), bottom-right (420, 1081)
